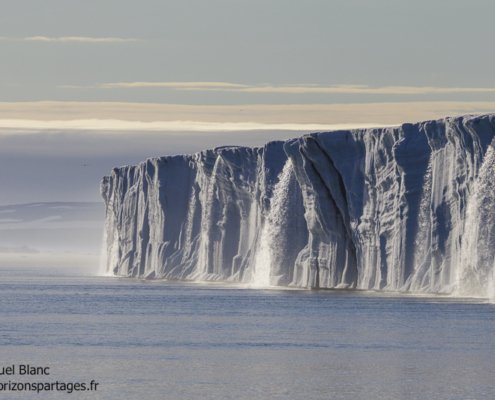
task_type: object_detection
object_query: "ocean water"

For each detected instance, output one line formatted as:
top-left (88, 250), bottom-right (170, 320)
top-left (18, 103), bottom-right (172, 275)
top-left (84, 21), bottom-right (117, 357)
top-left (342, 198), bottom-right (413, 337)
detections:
top-left (1, 266), bottom-right (494, 400)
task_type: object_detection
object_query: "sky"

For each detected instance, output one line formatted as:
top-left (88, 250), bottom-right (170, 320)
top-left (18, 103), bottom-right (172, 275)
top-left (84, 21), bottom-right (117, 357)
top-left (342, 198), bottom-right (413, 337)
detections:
top-left (1, 0), bottom-right (495, 204)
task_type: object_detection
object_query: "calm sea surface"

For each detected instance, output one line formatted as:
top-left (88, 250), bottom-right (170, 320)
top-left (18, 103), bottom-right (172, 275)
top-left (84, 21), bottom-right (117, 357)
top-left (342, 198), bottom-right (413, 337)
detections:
top-left (0, 265), bottom-right (494, 400)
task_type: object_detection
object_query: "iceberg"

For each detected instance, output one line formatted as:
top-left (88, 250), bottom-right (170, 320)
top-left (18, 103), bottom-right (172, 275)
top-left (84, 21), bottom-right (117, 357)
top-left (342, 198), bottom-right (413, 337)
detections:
top-left (101, 114), bottom-right (495, 297)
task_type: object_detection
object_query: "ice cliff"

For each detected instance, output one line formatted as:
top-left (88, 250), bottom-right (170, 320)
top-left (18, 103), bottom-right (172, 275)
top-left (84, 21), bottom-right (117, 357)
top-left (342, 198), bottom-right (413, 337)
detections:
top-left (101, 114), bottom-right (495, 297)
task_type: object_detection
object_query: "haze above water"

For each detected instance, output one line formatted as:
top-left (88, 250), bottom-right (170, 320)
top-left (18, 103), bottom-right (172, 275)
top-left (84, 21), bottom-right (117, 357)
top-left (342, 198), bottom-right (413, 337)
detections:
top-left (1, 266), bottom-right (494, 400)
top-left (0, 127), bottom-right (300, 271)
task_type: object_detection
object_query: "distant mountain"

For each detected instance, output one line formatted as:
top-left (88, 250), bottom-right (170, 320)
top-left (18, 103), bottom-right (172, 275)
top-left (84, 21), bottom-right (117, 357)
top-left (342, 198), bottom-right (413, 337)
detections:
top-left (0, 201), bottom-right (103, 225)
top-left (0, 202), bottom-right (104, 256)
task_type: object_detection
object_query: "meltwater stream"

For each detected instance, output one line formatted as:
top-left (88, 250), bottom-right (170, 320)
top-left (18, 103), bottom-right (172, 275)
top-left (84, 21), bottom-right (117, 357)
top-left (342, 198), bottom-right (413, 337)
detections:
top-left (1, 265), bottom-right (495, 400)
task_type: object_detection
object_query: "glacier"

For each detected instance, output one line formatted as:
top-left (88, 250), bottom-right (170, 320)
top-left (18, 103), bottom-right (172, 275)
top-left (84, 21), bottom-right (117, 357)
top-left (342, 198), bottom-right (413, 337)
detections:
top-left (101, 114), bottom-right (495, 297)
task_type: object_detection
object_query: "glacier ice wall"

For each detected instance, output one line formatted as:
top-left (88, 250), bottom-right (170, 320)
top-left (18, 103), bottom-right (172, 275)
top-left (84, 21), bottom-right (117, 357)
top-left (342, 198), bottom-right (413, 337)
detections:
top-left (101, 114), bottom-right (495, 297)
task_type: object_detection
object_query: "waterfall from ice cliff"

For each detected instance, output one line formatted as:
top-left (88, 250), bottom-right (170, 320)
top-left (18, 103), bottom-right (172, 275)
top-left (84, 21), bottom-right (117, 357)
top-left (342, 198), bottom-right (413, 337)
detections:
top-left (252, 160), bottom-right (294, 287)
top-left (456, 142), bottom-right (495, 298)
top-left (101, 114), bottom-right (495, 298)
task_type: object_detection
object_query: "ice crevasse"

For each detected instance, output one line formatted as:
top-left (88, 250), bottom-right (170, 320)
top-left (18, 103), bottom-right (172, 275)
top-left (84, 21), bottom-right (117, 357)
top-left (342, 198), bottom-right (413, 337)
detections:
top-left (101, 114), bottom-right (495, 297)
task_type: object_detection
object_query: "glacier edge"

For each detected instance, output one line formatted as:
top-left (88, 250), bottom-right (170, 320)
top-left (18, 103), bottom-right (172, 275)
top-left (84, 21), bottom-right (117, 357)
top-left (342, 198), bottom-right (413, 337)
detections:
top-left (101, 114), bottom-right (495, 297)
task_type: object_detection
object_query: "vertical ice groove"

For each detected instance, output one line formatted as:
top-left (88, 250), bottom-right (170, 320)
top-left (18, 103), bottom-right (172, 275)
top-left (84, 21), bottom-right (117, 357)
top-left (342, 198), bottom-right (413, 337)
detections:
top-left (407, 158), bottom-right (433, 292)
top-left (196, 153), bottom-right (221, 278)
top-left (251, 159), bottom-right (294, 287)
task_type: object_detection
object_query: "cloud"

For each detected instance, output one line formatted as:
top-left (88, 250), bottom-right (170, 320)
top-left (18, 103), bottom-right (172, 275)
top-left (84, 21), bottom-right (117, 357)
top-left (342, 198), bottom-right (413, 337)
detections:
top-left (0, 101), bottom-right (494, 132)
top-left (0, 119), bottom-right (382, 132)
top-left (91, 81), bottom-right (495, 95)
top-left (100, 81), bottom-right (247, 89)
top-left (238, 85), bottom-right (495, 95)
top-left (0, 36), bottom-right (139, 43)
